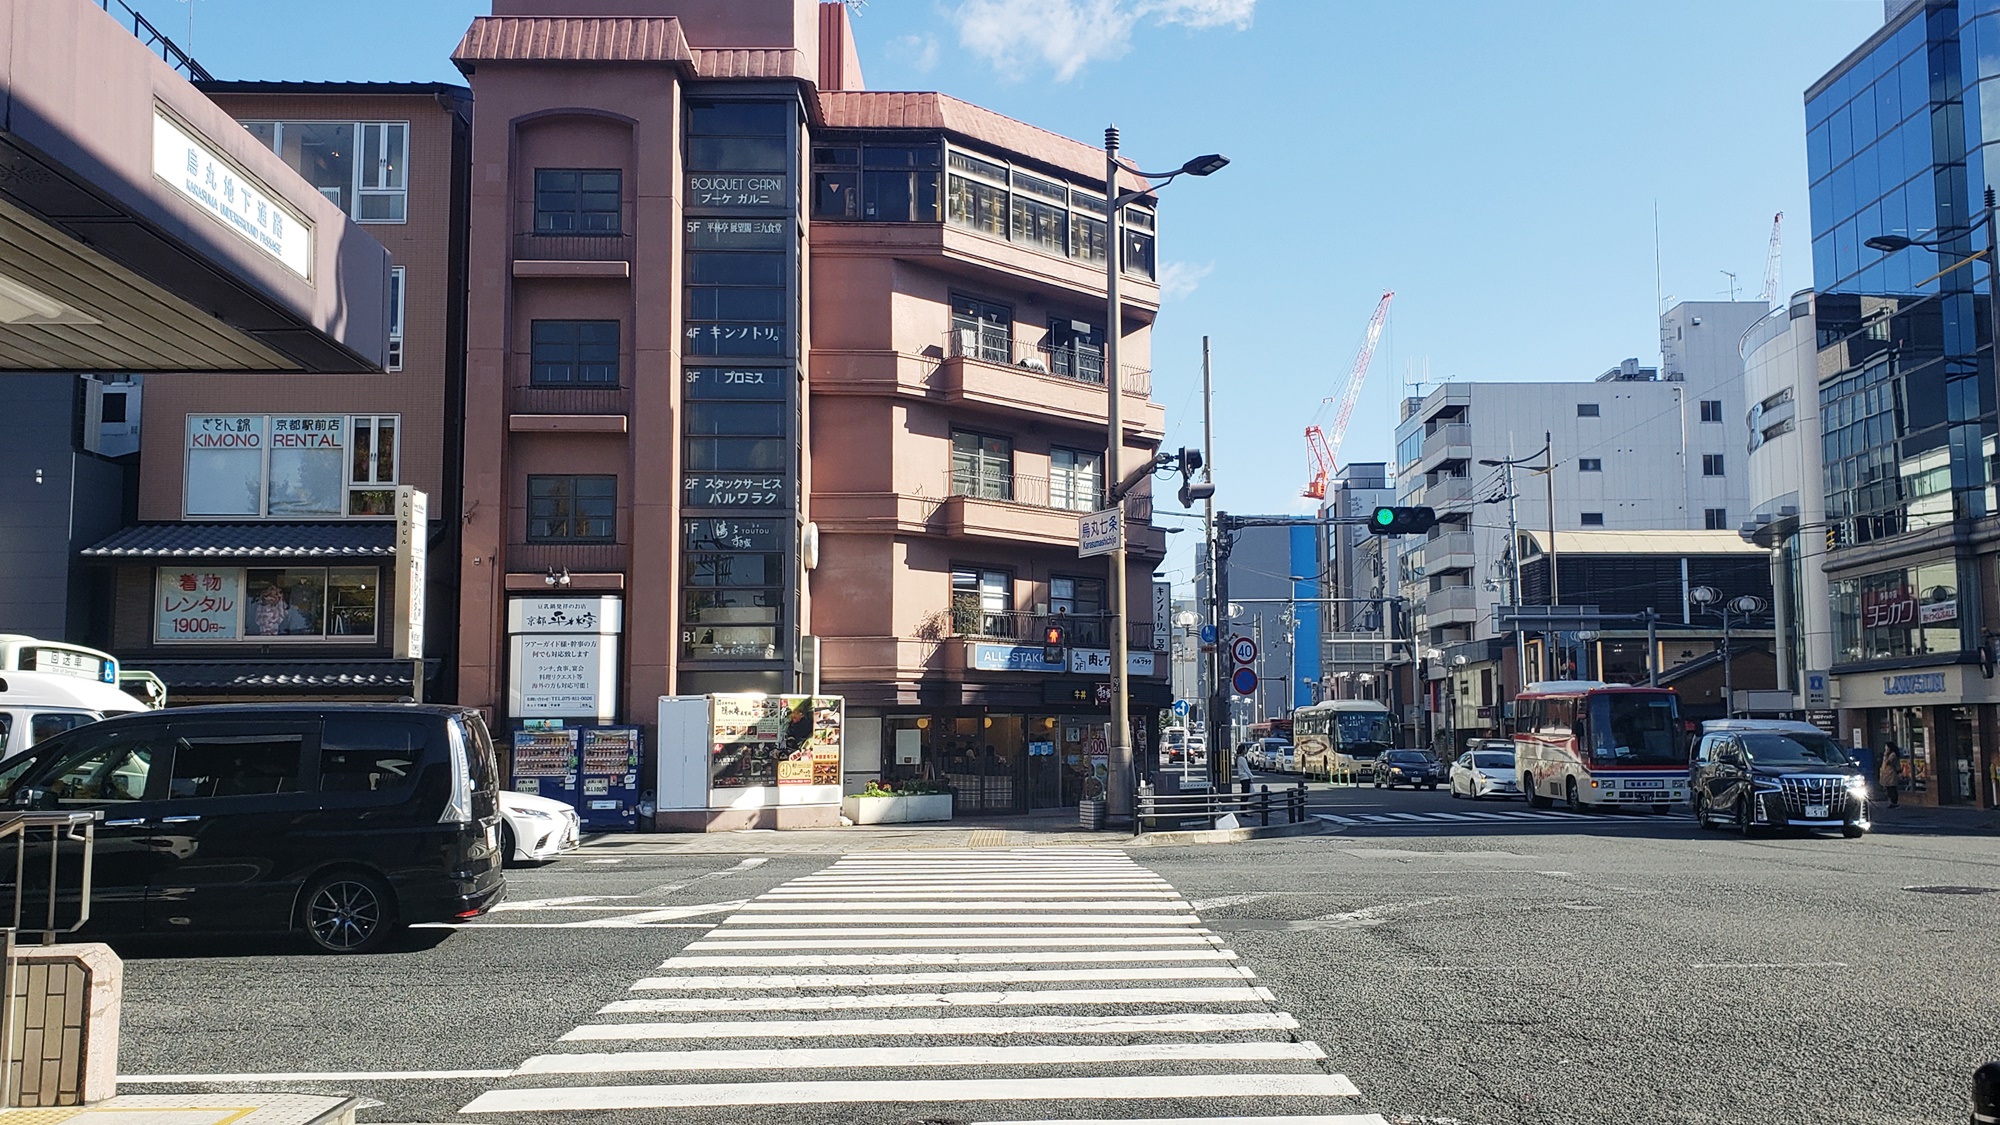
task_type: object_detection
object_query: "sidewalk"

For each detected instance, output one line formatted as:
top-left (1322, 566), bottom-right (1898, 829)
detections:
top-left (0, 1093), bottom-right (358, 1124)
top-left (588, 808), bottom-right (1323, 853)
top-left (1869, 802), bottom-right (2000, 835)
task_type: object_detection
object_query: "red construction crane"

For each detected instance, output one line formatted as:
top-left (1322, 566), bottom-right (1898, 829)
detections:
top-left (1303, 290), bottom-right (1394, 500)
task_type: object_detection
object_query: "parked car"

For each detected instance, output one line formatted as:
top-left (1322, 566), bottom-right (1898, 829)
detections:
top-left (0, 670), bottom-right (149, 759)
top-left (1251, 738), bottom-right (1293, 773)
top-left (1375, 749), bottom-right (1441, 789)
top-left (1689, 722), bottom-right (1868, 837)
top-left (499, 789), bottom-right (581, 866)
top-left (1449, 747), bottom-right (1521, 800)
top-left (0, 703), bottom-right (506, 953)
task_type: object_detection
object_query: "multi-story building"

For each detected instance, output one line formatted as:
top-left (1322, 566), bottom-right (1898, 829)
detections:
top-left (1804, 0), bottom-right (2000, 808)
top-left (1216, 522), bottom-right (1318, 740)
top-left (1742, 289), bottom-right (1834, 714)
top-left (76, 81), bottom-right (469, 702)
top-left (448, 0), bottom-right (1173, 826)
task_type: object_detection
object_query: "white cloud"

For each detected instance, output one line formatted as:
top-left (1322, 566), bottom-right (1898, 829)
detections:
top-left (1157, 259), bottom-right (1213, 300)
top-left (949, 0), bottom-right (1254, 82)
top-left (888, 33), bottom-right (942, 73)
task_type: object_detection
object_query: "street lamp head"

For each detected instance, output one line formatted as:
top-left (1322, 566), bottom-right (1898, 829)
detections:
top-left (1688, 585), bottom-right (1720, 607)
top-left (1180, 153), bottom-right (1230, 177)
top-left (1729, 594), bottom-right (1768, 616)
top-left (1865, 234), bottom-right (1917, 252)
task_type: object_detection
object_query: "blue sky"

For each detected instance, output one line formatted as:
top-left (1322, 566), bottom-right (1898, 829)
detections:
top-left (133, 0), bottom-right (1886, 590)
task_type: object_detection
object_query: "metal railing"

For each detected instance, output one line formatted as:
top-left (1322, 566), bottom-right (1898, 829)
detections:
top-left (0, 811), bottom-right (100, 1110)
top-left (508, 384), bottom-right (632, 417)
top-left (95, 0), bottom-right (211, 81)
top-left (947, 607), bottom-right (1154, 651)
top-left (944, 329), bottom-right (1152, 396)
top-left (1135, 782), bottom-right (1309, 833)
top-left (945, 471), bottom-right (1157, 524)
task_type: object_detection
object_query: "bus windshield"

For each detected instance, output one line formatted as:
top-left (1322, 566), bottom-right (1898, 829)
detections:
top-left (1589, 694), bottom-right (1682, 767)
top-left (1336, 711), bottom-right (1393, 753)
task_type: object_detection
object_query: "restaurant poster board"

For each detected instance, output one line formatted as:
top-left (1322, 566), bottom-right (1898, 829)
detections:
top-left (656, 694), bottom-right (844, 812)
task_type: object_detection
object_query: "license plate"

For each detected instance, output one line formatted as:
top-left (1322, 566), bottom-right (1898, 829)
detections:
top-left (1623, 779), bottom-right (1664, 789)
top-left (1806, 803), bottom-right (1829, 818)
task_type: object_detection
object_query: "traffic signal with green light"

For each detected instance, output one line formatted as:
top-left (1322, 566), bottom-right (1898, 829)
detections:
top-left (1368, 506), bottom-right (1437, 535)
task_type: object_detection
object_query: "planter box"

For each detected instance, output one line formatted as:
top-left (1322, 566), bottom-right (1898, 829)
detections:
top-left (843, 793), bottom-right (954, 825)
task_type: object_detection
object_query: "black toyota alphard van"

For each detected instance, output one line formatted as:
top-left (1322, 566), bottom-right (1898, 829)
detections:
top-left (0, 704), bottom-right (505, 952)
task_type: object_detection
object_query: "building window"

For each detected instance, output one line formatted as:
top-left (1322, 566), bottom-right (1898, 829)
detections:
top-left (1051, 576), bottom-right (1106, 646)
top-left (685, 249), bottom-right (787, 356)
top-left (1700, 399), bottom-right (1724, 423)
top-left (1580, 512), bottom-right (1605, 526)
top-left (185, 415), bottom-right (398, 520)
top-left (349, 416), bottom-right (398, 516)
top-left (527, 475), bottom-right (616, 542)
top-left (1050, 447), bottom-right (1103, 512)
top-left (1043, 318), bottom-right (1104, 383)
top-left (531, 321), bottom-right (620, 386)
top-left (155, 565), bottom-right (378, 643)
top-left (1577, 457), bottom-right (1602, 472)
top-left (1703, 453), bottom-right (1725, 476)
top-left (812, 142), bottom-right (942, 222)
top-left (951, 566), bottom-right (1014, 637)
top-left (1576, 403), bottom-right (1600, 417)
top-left (1010, 170), bottom-right (1069, 254)
top-left (1704, 507), bottom-right (1729, 530)
top-left (682, 517), bottom-right (784, 660)
top-left (950, 295), bottom-right (1013, 363)
top-left (238, 120), bottom-right (407, 223)
top-left (684, 400), bottom-right (786, 473)
top-left (951, 430), bottom-right (1012, 500)
top-left (386, 267), bottom-right (405, 372)
top-left (534, 169), bottom-right (622, 235)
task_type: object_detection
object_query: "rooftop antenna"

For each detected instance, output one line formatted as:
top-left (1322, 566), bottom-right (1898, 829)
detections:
top-left (1653, 199), bottom-right (1665, 317)
top-left (1720, 269), bottom-right (1740, 302)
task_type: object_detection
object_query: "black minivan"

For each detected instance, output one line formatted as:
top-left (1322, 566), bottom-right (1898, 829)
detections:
top-left (0, 704), bottom-right (505, 952)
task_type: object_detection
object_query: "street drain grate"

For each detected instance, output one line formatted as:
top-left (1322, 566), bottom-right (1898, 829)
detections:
top-left (1904, 885), bottom-right (1998, 895)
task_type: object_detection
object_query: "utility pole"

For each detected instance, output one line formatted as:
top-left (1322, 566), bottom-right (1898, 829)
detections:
top-left (1200, 336), bottom-right (1216, 756)
top-left (1102, 127), bottom-right (1133, 824)
top-left (1251, 613), bottom-right (1266, 724)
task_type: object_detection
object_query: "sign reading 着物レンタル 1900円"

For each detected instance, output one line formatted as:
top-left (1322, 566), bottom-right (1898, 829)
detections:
top-left (153, 111), bottom-right (312, 279)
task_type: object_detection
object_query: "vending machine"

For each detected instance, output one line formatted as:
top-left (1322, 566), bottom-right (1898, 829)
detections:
top-left (510, 726), bottom-right (579, 804)
top-left (577, 726), bottom-right (643, 831)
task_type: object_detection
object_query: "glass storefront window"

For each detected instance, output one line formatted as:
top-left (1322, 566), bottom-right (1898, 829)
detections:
top-left (1833, 560), bottom-right (1960, 662)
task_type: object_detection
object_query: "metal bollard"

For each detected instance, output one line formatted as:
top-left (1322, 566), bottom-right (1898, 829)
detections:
top-left (1975, 1061), bottom-right (2000, 1124)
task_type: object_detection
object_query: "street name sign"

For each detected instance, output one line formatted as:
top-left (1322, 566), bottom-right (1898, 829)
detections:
top-left (1078, 508), bottom-right (1123, 558)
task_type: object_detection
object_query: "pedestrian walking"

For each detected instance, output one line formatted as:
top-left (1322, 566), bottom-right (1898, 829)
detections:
top-left (1234, 747), bottom-right (1254, 794)
top-left (1879, 741), bottom-right (1903, 808)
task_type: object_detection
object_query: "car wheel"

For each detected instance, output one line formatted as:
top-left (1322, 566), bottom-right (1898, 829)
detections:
top-left (1693, 793), bottom-right (1716, 830)
top-left (1426, 782), bottom-right (1438, 791)
top-left (500, 823), bottom-right (521, 869)
top-left (1565, 777), bottom-right (1585, 814)
top-left (1734, 794), bottom-right (1757, 837)
top-left (1449, 782), bottom-right (1462, 800)
top-left (1842, 822), bottom-right (1866, 839)
top-left (299, 870), bottom-right (397, 955)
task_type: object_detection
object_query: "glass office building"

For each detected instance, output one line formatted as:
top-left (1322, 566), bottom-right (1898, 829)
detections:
top-left (1806, 0), bottom-right (2000, 807)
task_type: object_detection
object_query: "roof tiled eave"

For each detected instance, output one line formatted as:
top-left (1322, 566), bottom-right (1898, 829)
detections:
top-left (80, 523), bottom-right (398, 559)
top-left (452, 16), bottom-right (694, 69)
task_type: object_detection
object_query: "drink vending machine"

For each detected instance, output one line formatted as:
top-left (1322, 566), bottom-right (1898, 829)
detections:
top-left (508, 724), bottom-right (643, 832)
top-left (577, 726), bottom-right (642, 831)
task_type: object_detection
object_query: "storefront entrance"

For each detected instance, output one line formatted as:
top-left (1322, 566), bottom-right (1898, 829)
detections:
top-left (881, 710), bottom-right (1126, 815)
top-left (1937, 707), bottom-right (1978, 805)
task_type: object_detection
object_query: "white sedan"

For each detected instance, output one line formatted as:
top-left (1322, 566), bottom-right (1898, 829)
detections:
top-left (499, 789), bottom-right (582, 866)
top-left (1448, 748), bottom-right (1522, 800)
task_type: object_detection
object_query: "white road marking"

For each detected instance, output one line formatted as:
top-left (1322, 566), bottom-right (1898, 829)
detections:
top-left (683, 935), bottom-right (1223, 950)
top-left (119, 1068), bottom-right (515, 1084)
top-left (702, 926), bottom-right (1210, 938)
top-left (740, 899), bottom-right (1191, 910)
top-left (719, 914), bottom-right (1203, 926)
top-left (729, 857), bottom-right (769, 870)
top-left (582, 858), bottom-right (623, 864)
top-left (628, 966), bottom-right (1256, 990)
top-left (1186, 893), bottom-right (1272, 911)
top-left (517, 1041), bottom-right (1327, 1075)
top-left (1315, 814), bottom-right (1361, 825)
top-left (600, 985), bottom-right (1276, 1014)
top-left (758, 891), bottom-right (1186, 900)
top-left (665, 948), bottom-right (1239, 968)
top-left (1356, 815), bottom-right (1401, 823)
top-left (561, 1011), bottom-right (1298, 1041)
top-left (412, 921), bottom-right (717, 930)
top-left (570, 901), bottom-right (750, 927)
top-left (1691, 961), bottom-right (1849, 969)
top-left (975, 1117), bottom-right (1391, 1125)
top-left (461, 1073), bottom-right (1363, 1112)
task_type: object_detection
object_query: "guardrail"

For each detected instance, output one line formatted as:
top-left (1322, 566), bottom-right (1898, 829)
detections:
top-left (0, 811), bottom-right (101, 1109)
top-left (1135, 783), bottom-right (1308, 833)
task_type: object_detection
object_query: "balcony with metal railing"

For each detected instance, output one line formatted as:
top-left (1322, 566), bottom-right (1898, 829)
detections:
top-left (1419, 531), bottom-right (1477, 574)
top-left (513, 232), bottom-right (636, 263)
top-left (1422, 584), bottom-right (1480, 624)
top-left (941, 470), bottom-right (1162, 554)
top-left (939, 329), bottom-right (1157, 435)
top-left (1419, 422), bottom-right (1472, 469)
top-left (1424, 474), bottom-right (1473, 511)
top-left (944, 606), bottom-right (1157, 654)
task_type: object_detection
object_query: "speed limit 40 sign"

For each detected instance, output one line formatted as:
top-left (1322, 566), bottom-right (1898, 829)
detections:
top-left (1230, 636), bottom-right (1258, 665)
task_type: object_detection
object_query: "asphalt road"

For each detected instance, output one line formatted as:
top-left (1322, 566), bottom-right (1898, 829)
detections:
top-left (108, 785), bottom-right (2000, 1125)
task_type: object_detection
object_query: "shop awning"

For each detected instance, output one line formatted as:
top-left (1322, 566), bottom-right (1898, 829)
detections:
top-left (145, 659), bottom-right (428, 691)
top-left (80, 522), bottom-right (396, 559)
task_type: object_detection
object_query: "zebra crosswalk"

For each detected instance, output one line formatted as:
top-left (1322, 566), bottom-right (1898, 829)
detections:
top-left (1316, 808), bottom-right (1667, 828)
top-left (460, 848), bottom-right (1391, 1124)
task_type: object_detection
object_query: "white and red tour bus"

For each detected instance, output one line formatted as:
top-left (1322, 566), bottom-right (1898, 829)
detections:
top-left (1512, 681), bottom-right (1687, 812)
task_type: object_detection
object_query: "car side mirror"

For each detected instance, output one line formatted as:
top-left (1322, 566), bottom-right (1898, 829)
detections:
top-left (12, 787), bottom-right (48, 810)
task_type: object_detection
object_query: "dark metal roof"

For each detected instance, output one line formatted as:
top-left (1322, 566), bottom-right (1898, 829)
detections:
top-left (148, 660), bottom-right (425, 691)
top-left (81, 523), bottom-right (396, 559)
top-left (193, 81), bottom-right (471, 100)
